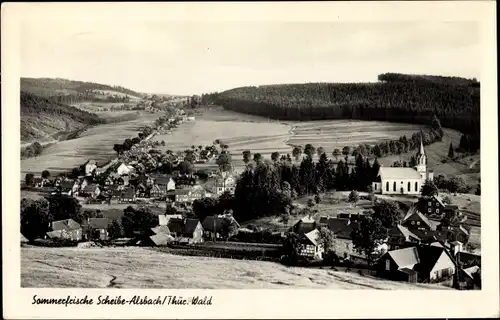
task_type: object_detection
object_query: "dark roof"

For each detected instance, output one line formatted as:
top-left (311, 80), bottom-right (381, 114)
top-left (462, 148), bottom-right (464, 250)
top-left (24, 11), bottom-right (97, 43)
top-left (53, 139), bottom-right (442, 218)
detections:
top-left (202, 216), bottom-right (224, 232)
top-left (175, 189), bottom-right (191, 195)
top-left (82, 184), bottom-right (99, 193)
top-left (403, 206), bottom-right (433, 229)
top-left (51, 219), bottom-right (81, 231)
top-left (326, 218), bottom-right (358, 239)
top-left (155, 176), bottom-right (173, 185)
top-left (88, 218), bottom-right (109, 229)
top-left (416, 245), bottom-right (452, 275)
top-left (184, 218), bottom-right (201, 234)
top-left (59, 180), bottom-right (75, 190)
top-left (389, 224), bottom-right (421, 241)
top-left (167, 218), bottom-right (185, 234)
top-left (122, 187), bottom-right (135, 199)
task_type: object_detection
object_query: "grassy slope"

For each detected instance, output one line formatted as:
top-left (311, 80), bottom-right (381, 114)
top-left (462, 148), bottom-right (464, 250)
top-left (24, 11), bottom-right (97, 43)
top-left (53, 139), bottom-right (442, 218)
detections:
top-left (21, 247), bottom-right (451, 289)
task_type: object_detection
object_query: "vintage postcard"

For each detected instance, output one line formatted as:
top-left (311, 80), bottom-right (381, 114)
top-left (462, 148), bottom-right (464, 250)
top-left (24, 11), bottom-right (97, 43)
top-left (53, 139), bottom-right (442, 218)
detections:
top-left (2, 1), bottom-right (498, 319)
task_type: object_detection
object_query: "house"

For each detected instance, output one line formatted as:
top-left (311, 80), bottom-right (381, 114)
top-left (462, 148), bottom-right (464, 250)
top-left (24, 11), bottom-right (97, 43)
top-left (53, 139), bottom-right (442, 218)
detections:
top-left (213, 172), bottom-right (236, 195)
top-left (116, 175), bottom-right (130, 186)
top-left (80, 184), bottom-right (101, 198)
top-left (59, 180), bottom-right (78, 196)
top-left (151, 175), bottom-right (176, 198)
top-left (289, 216), bottom-right (317, 235)
top-left (417, 195), bottom-right (446, 216)
top-left (113, 162), bottom-right (131, 176)
top-left (376, 245), bottom-right (456, 283)
top-left (121, 187), bottom-right (136, 203)
top-left (402, 206), bottom-right (436, 231)
top-left (171, 189), bottom-right (203, 204)
top-left (84, 160), bottom-right (98, 176)
top-left (298, 229), bottom-right (324, 260)
top-left (458, 266), bottom-right (480, 290)
top-left (372, 138), bottom-right (434, 195)
top-left (201, 215), bottom-right (240, 240)
top-left (46, 219), bottom-right (83, 241)
top-left (388, 224), bottom-right (421, 250)
top-left (85, 218), bottom-right (110, 241)
top-left (174, 175), bottom-right (197, 188)
top-left (167, 218), bottom-right (204, 244)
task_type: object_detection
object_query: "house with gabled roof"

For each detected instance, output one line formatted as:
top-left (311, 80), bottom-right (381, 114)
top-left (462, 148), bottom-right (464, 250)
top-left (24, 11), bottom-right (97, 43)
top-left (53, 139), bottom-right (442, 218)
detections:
top-left (298, 229), bottom-right (324, 260)
top-left (167, 218), bottom-right (204, 244)
top-left (46, 219), bottom-right (83, 241)
top-left (201, 215), bottom-right (240, 240)
top-left (59, 180), bottom-right (79, 196)
top-left (376, 245), bottom-right (456, 283)
top-left (402, 206), bottom-right (436, 231)
top-left (289, 216), bottom-right (317, 235)
top-left (388, 224), bottom-right (421, 249)
top-left (84, 218), bottom-right (110, 241)
top-left (80, 184), bottom-right (101, 199)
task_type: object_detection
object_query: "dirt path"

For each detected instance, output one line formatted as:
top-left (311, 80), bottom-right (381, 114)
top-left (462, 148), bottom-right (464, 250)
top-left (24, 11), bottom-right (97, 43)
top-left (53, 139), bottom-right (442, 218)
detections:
top-left (107, 275), bottom-right (118, 288)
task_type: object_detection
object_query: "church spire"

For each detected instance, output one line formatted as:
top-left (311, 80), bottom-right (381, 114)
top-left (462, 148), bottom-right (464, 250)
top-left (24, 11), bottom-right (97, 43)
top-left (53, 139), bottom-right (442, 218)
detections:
top-left (419, 136), bottom-right (425, 156)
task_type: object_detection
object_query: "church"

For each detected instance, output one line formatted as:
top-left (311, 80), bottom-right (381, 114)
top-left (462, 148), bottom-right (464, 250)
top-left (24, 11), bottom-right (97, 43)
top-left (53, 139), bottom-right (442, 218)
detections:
top-left (372, 139), bottom-right (434, 195)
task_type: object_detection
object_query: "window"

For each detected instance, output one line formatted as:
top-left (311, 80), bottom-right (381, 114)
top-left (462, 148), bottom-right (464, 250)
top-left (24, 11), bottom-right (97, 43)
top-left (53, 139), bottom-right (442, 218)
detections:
top-left (386, 182), bottom-right (389, 192)
top-left (408, 182), bottom-right (411, 191)
top-left (436, 209), bottom-right (440, 213)
top-left (411, 221), bottom-right (415, 225)
top-left (393, 182), bottom-right (396, 192)
top-left (374, 184), bottom-right (377, 190)
top-left (385, 259), bottom-right (391, 271)
top-left (415, 182), bottom-right (418, 192)
top-left (428, 208), bottom-right (431, 213)
top-left (428, 202), bottom-right (432, 206)
top-left (416, 221), bottom-right (420, 225)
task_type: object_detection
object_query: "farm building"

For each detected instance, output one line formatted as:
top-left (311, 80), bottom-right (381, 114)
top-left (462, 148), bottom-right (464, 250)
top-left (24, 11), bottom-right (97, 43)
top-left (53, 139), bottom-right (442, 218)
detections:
top-left (298, 229), bottom-right (324, 260)
top-left (85, 218), bottom-right (110, 241)
top-left (202, 215), bottom-right (240, 240)
top-left (289, 216), bottom-right (317, 235)
top-left (376, 244), bottom-right (457, 283)
top-left (372, 139), bottom-right (434, 195)
top-left (46, 219), bottom-right (83, 241)
top-left (167, 218), bottom-right (204, 244)
top-left (80, 184), bottom-right (101, 198)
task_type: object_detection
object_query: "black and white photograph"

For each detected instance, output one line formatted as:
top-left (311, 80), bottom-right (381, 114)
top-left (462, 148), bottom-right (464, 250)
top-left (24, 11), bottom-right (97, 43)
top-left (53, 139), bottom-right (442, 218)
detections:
top-left (2, 1), bottom-right (498, 319)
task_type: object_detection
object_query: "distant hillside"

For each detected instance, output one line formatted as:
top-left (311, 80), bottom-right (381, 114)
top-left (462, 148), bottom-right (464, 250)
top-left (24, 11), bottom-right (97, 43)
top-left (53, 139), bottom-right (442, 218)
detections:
top-left (21, 91), bottom-right (105, 143)
top-left (203, 73), bottom-right (480, 135)
top-left (21, 77), bottom-right (144, 104)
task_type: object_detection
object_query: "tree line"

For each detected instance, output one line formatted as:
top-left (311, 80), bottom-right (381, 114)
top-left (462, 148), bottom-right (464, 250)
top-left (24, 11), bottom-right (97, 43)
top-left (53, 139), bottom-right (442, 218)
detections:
top-left (201, 73), bottom-right (480, 140)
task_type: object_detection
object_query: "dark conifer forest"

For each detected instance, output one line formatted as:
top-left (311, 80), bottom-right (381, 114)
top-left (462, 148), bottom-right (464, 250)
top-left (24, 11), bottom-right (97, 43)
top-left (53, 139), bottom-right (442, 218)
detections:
top-left (201, 73), bottom-right (480, 145)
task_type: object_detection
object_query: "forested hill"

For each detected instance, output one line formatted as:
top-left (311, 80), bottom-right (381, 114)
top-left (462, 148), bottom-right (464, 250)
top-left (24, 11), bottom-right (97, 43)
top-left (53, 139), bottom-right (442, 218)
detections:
top-left (203, 73), bottom-right (480, 135)
top-left (21, 77), bottom-right (144, 104)
top-left (21, 91), bottom-right (105, 143)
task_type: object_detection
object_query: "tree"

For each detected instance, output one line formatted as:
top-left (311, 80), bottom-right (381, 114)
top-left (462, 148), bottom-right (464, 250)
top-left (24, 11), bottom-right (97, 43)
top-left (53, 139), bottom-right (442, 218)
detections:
top-left (280, 214), bottom-right (290, 228)
top-left (342, 146), bottom-right (351, 158)
top-left (178, 160), bottom-right (194, 175)
top-left (332, 149), bottom-right (341, 161)
top-left (41, 170), bottom-right (50, 179)
top-left (316, 147), bottom-right (325, 158)
top-left (253, 153), bottom-right (263, 164)
top-left (121, 206), bottom-right (158, 237)
top-left (271, 152), bottom-right (280, 163)
top-left (440, 209), bottom-right (462, 229)
top-left (242, 150), bottom-right (252, 164)
top-left (372, 145), bottom-right (382, 158)
top-left (314, 194), bottom-right (321, 205)
top-left (351, 216), bottom-right (387, 266)
top-left (192, 197), bottom-right (218, 221)
top-left (282, 232), bottom-right (303, 265)
top-left (303, 144), bottom-right (316, 158)
top-left (447, 176), bottom-right (469, 194)
top-left (348, 190), bottom-right (359, 206)
top-left (25, 173), bottom-right (35, 187)
top-left (221, 217), bottom-right (238, 240)
top-left (409, 156), bottom-right (417, 168)
top-left (165, 204), bottom-right (178, 216)
top-left (108, 220), bottom-right (124, 239)
top-left (448, 143), bottom-right (455, 159)
top-left (421, 179), bottom-right (439, 197)
top-left (292, 146), bottom-right (302, 161)
top-left (372, 200), bottom-right (403, 229)
top-left (47, 194), bottom-right (83, 223)
top-left (216, 152), bottom-right (232, 172)
top-left (318, 227), bottom-right (335, 254)
top-left (21, 198), bottom-right (50, 240)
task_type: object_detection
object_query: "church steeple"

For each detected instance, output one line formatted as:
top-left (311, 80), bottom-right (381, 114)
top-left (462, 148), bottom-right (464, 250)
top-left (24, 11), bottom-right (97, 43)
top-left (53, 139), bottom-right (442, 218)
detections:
top-left (419, 137), bottom-right (425, 157)
top-left (416, 136), bottom-right (427, 173)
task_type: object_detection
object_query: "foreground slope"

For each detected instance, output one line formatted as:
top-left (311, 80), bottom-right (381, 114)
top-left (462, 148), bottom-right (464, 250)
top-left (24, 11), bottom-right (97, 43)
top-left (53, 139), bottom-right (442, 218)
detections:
top-left (22, 247), bottom-right (451, 289)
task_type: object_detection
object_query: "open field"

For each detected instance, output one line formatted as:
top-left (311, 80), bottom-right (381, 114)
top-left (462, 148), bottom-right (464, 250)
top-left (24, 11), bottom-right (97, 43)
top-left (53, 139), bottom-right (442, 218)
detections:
top-left (21, 112), bottom-right (160, 176)
top-left (21, 247), bottom-right (451, 289)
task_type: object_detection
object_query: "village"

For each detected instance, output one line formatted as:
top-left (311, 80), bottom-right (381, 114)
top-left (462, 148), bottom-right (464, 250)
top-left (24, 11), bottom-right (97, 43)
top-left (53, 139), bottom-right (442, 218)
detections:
top-left (20, 102), bottom-right (481, 291)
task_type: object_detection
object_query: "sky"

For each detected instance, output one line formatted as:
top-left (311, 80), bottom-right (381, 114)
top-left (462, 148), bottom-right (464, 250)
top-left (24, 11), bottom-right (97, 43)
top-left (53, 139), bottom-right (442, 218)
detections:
top-left (20, 20), bottom-right (480, 96)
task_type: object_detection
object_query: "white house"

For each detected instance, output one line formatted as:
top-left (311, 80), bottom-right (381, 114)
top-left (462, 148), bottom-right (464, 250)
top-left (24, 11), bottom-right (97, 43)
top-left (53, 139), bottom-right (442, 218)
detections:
top-left (372, 139), bottom-right (434, 195)
top-left (299, 229), bottom-right (324, 260)
top-left (85, 160), bottom-right (97, 176)
top-left (115, 162), bottom-right (131, 176)
top-left (214, 172), bottom-right (236, 195)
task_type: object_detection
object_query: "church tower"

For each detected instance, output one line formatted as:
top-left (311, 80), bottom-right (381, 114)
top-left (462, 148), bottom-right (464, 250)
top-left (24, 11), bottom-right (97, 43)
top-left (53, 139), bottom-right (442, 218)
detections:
top-left (415, 137), bottom-right (427, 181)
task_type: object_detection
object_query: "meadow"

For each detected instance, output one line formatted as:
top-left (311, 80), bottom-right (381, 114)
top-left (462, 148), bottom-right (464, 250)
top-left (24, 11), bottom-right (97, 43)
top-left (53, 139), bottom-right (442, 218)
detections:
top-left (20, 112), bottom-right (160, 176)
top-left (21, 247), bottom-right (451, 289)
